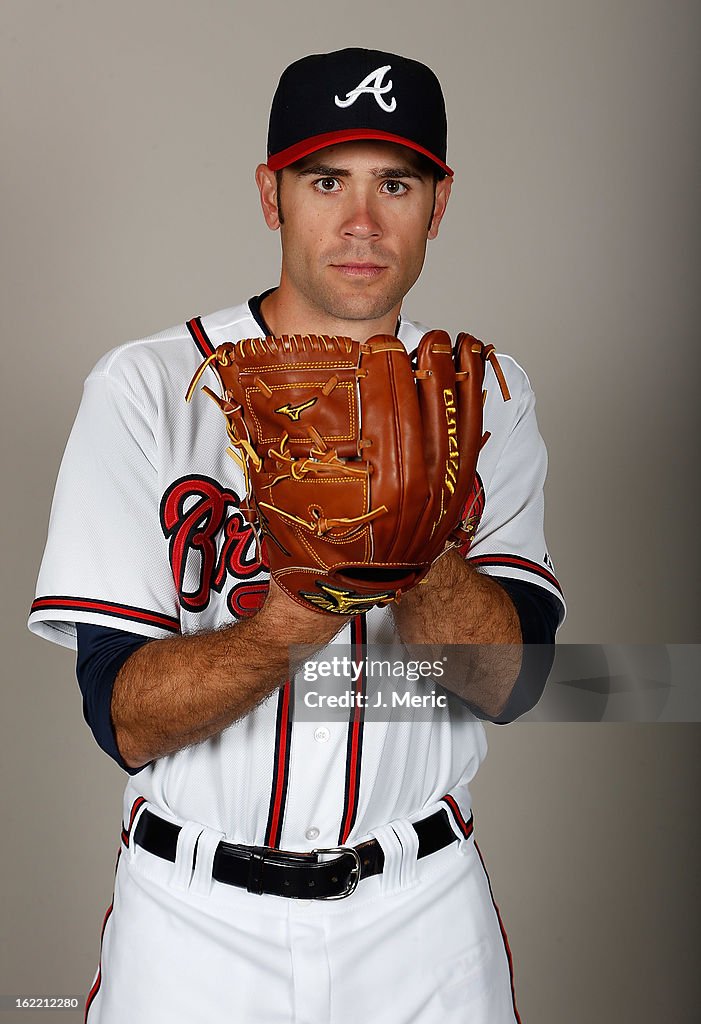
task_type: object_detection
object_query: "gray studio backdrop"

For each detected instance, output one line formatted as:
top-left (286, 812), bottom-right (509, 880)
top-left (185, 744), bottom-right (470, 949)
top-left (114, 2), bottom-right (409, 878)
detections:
top-left (2, 1), bottom-right (699, 1022)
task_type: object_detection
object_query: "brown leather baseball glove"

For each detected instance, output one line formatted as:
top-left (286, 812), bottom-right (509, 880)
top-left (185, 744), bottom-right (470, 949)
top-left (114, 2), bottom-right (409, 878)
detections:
top-left (187, 331), bottom-right (510, 615)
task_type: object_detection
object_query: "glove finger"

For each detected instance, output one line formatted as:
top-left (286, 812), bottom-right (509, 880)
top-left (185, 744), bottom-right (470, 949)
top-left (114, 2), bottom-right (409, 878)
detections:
top-left (409, 329), bottom-right (458, 556)
top-left (452, 332), bottom-right (488, 529)
top-left (358, 335), bottom-right (429, 562)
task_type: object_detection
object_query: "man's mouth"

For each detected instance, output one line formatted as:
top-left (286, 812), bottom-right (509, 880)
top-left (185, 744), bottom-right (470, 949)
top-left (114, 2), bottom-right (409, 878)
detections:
top-left (332, 262), bottom-right (387, 278)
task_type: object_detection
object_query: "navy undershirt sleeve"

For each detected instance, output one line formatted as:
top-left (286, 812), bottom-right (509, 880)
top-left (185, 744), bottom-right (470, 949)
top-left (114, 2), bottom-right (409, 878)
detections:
top-left (470, 576), bottom-right (562, 724)
top-left (75, 623), bottom-right (153, 774)
top-left (75, 577), bottom-right (562, 768)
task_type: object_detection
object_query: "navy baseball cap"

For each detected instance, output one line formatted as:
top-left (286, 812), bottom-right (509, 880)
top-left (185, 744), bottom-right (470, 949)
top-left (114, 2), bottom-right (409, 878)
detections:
top-left (267, 48), bottom-right (453, 177)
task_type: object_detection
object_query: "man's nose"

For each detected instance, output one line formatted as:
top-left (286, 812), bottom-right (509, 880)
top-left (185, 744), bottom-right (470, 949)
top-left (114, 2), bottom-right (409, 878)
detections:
top-left (340, 193), bottom-right (383, 240)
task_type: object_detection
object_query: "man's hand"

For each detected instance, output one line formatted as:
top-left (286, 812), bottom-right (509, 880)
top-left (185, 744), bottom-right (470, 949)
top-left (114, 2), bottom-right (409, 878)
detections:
top-left (392, 549), bottom-right (522, 719)
top-left (112, 579), bottom-right (350, 769)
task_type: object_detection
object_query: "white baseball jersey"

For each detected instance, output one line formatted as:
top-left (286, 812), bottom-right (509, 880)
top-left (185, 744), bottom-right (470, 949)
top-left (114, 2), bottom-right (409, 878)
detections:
top-left (29, 299), bottom-right (564, 851)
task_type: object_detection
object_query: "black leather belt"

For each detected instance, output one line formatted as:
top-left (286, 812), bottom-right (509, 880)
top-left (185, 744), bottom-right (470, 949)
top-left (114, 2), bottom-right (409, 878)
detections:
top-left (132, 807), bottom-right (465, 900)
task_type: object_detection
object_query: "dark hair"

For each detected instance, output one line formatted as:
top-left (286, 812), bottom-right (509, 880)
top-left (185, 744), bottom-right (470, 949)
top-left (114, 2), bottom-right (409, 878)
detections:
top-left (275, 169), bottom-right (285, 224)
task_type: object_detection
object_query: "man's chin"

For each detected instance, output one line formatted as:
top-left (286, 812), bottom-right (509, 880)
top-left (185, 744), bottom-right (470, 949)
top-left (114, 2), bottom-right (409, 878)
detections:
top-left (315, 289), bottom-right (402, 327)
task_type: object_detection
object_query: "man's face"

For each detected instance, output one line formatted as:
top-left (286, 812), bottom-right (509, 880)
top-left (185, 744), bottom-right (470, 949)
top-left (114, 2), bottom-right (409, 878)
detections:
top-left (257, 141), bottom-right (451, 326)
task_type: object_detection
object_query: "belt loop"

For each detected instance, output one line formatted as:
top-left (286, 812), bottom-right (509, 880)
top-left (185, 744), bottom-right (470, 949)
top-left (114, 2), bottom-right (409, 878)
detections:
top-left (442, 796), bottom-right (475, 857)
top-left (391, 818), bottom-right (420, 889)
top-left (366, 823), bottom-right (404, 896)
top-left (189, 826), bottom-right (225, 898)
top-left (170, 821), bottom-right (205, 891)
top-left (125, 800), bottom-right (148, 863)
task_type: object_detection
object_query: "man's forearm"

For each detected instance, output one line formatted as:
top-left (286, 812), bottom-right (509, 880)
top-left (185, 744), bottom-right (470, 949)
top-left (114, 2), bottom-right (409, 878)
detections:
top-left (112, 582), bottom-right (348, 769)
top-left (392, 550), bottom-right (522, 718)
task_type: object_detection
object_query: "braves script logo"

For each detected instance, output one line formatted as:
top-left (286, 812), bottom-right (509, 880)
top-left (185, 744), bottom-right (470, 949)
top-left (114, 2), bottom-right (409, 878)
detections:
top-left (335, 65), bottom-right (397, 112)
top-left (160, 476), bottom-right (268, 618)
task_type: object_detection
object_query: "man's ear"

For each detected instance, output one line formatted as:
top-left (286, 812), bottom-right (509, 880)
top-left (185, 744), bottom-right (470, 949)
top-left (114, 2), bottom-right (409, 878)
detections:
top-left (255, 164), bottom-right (281, 230)
top-left (428, 176), bottom-right (453, 240)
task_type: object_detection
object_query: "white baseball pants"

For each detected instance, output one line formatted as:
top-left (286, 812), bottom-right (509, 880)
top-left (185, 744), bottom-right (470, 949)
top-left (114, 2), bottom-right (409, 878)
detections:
top-left (85, 807), bottom-right (521, 1023)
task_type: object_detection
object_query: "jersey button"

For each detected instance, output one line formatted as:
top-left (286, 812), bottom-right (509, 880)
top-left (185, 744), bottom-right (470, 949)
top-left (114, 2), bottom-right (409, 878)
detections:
top-left (314, 727), bottom-right (330, 743)
top-left (305, 827), bottom-right (320, 841)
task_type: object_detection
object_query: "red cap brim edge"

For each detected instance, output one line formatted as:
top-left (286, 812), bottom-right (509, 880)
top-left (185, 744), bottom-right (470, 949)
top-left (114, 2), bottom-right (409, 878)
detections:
top-left (267, 128), bottom-right (454, 177)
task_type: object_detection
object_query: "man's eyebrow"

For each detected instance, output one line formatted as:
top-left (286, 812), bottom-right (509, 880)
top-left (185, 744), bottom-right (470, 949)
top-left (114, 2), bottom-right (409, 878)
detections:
top-left (295, 164), bottom-right (350, 178)
top-left (295, 164), bottom-right (426, 180)
top-left (373, 166), bottom-right (425, 180)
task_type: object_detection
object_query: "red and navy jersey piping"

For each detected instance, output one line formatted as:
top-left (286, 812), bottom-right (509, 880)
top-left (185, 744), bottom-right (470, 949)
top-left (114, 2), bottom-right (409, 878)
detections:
top-left (469, 553), bottom-right (563, 595)
top-left (186, 293), bottom-right (274, 363)
top-left (474, 839), bottom-right (523, 1023)
top-left (338, 615), bottom-right (367, 845)
top-left (31, 596), bottom-right (180, 633)
top-left (186, 316), bottom-right (216, 360)
top-left (264, 682), bottom-right (294, 848)
top-left (84, 847), bottom-right (121, 1022)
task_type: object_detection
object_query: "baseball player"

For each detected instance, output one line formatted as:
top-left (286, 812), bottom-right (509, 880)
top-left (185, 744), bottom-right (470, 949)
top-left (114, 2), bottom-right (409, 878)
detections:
top-left (29, 48), bottom-right (564, 1024)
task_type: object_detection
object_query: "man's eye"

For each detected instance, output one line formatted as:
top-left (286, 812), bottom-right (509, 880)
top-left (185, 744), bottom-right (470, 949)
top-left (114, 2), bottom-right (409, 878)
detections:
top-left (381, 180), bottom-right (408, 195)
top-left (314, 177), bottom-right (341, 192)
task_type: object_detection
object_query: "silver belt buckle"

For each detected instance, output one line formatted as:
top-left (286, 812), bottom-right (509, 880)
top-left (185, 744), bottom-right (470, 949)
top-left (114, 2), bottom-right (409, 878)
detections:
top-left (311, 845), bottom-right (361, 899)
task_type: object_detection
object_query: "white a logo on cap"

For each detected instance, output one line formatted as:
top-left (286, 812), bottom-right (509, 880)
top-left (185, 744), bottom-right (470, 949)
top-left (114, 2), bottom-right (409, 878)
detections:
top-left (335, 65), bottom-right (397, 113)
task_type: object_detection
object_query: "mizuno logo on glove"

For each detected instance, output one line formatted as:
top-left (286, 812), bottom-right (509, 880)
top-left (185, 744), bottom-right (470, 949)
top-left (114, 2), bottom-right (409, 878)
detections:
top-left (275, 398), bottom-right (318, 421)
